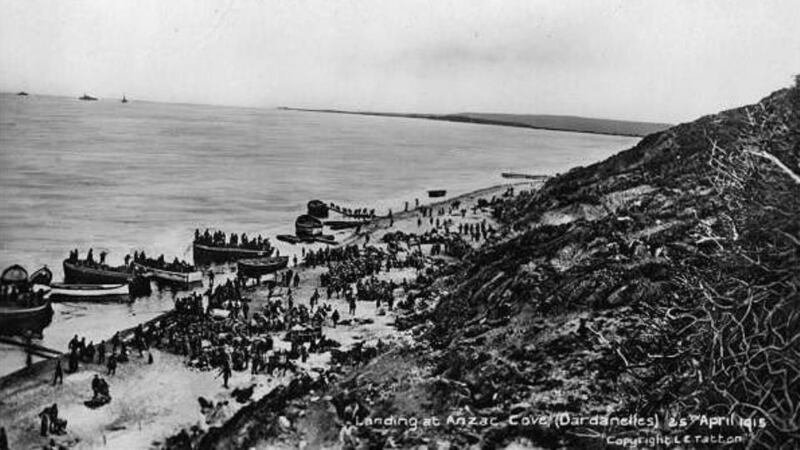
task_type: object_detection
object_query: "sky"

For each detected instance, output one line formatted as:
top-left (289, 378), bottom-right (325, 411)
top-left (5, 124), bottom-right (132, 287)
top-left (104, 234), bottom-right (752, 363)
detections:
top-left (1, 0), bottom-right (799, 123)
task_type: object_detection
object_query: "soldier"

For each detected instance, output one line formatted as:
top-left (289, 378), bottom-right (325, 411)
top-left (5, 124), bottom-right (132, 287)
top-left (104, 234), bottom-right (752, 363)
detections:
top-left (53, 359), bottom-right (63, 385)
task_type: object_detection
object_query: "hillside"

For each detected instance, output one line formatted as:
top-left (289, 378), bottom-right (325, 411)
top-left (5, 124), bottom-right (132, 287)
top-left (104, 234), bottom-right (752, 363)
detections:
top-left (205, 84), bottom-right (799, 449)
top-left (279, 107), bottom-right (672, 137)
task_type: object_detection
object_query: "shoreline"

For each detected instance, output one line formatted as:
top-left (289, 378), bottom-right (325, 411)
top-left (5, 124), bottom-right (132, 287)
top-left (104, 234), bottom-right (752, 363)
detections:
top-left (279, 107), bottom-right (670, 138)
top-left (0, 180), bottom-right (534, 449)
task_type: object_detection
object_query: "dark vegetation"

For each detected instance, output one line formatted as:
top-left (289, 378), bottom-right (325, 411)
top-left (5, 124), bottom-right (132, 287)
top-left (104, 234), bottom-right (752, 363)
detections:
top-left (350, 82), bottom-right (798, 448)
top-left (197, 83), bottom-right (799, 448)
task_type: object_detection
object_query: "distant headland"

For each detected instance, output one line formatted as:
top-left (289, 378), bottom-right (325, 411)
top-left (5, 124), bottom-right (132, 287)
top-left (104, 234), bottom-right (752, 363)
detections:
top-left (278, 107), bottom-right (672, 137)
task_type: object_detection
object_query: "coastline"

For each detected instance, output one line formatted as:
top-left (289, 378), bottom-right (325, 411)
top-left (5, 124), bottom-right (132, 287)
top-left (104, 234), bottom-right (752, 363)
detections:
top-left (279, 107), bottom-right (671, 138)
top-left (0, 180), bottom-right (533, 449)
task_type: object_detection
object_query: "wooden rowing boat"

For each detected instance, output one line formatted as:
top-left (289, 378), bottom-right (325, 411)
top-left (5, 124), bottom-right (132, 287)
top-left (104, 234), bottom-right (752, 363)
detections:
top-left (0, 301), bottom-right (53, 336)
top-left (49, 283), bottom-right (130, 303)
top-left (1, 265), bottom-right (54, 336)
top-left (134, 263), bottom-right (203, 286)
top-left (237, 256), bottom-right (289, 278)
top-left (307, 200), bottom-right (329, 218)
top-left (324, 220), bottom-right (369, 230)
top-left (29, 266), bottom-right (53, 286)
top-left (295, 215), bottom-right (323, 238)
top-left (193, 243), bottom-right (273, 264)
top-left (277, 234), bottom-right (302, 245)
top-left (428, 189), bottom-right (447, 198)
top-left (63, 259), bottom-right (133, 284)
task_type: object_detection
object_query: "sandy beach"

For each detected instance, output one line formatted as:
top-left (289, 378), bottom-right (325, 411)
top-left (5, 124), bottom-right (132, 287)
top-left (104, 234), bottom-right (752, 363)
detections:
top-left (0, 181), bottom-right (538, 449)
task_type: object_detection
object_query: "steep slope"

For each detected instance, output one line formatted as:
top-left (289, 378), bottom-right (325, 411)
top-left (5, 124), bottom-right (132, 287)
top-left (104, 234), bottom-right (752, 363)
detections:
top-left (322, 83), bottom-right (799, 449)
top-left (420, 83), bottom-right (800, 448)
top-left (200, 83), bottom-right (799, 449)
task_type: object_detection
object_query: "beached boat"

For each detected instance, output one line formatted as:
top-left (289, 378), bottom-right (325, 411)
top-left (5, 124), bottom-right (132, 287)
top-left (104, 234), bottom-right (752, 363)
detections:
top-left (28, 266), bottom-right (53, 286)
top-left (314, 236), bottom-right (339, 245)
top-left (0, 265), bottom-right (54, 336)
top-left (277, 234), bottom-right (302, 245)
top-left (49, 283), bottom-right (130, 303)
top-left (324, 220), bottom-right (370, 230)
top-left (63, 259), bottom-right (133, 284)
top-left (428, 189), bottom-right (447, 198)
top-left (134, 263), bottom-right (203, 286)
top-left (0, 301), bottom-right (53, 336)
top-left (193, 243), bottom-right (273, 264)
top-left (237, 256), bottom-right (289, 278)
top-left (307, 200), bottom-right (329, 218)
top-left (295, 215), bottom-right (323, 238)
top-left (79, 94), bottom-right (98, 101)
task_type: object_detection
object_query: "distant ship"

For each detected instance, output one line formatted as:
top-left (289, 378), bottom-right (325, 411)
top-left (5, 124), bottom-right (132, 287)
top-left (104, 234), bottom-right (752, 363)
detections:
top-left (121, 95), bottom-right (128, 103)
top-left (16, 91), bottom-right (29, 96)
top-left (79, 93), bottom-right (98, 101)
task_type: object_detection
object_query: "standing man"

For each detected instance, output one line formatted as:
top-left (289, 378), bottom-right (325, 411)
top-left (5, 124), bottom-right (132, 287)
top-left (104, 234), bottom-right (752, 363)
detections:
top-left (53, 359), bottom-right (63, 385)
top-left (107, 353), bottom-right (117, 376)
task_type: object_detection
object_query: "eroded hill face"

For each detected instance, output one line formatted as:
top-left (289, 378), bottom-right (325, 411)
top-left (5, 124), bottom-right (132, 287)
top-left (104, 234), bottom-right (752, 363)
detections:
top-left (192, 85), bottom-right (800, 449)
top-left (343, 85), bottom-right (799, 448)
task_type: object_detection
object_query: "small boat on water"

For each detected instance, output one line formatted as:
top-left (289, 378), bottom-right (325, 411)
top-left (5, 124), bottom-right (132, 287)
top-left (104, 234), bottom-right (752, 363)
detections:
top-left (121, 95), bottom-right (128, 103)
top-left (307, 200), bottom-right (329, 218)
top-left (79, 93), bottom-right (98, 101)
top-left (0, 265), bottom-right (53, 336)
top-left (63, 259), bottom-right (133, 284)
top-left (428, 189), bottom-right (447, 198)
top-left (237, 256), bottom-right (289, 279)
top-left (193, 243), bottom-right (273, 264)
top-left (16, 91), bottom-right (29, 96)
top-left (295, 215), bottom-right (323, 238)
top-left (49, 283), bottom-right (130, 303)
top-left (501, 172), bottom-right (550, 180)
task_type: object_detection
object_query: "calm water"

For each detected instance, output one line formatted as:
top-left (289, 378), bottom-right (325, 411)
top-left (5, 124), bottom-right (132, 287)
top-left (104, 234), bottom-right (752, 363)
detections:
top-left (0, 93), bottom-right (638, 374)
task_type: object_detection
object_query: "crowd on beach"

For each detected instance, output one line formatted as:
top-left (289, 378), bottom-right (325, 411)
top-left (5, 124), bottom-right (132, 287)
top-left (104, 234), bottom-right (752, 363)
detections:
top-left (10, 190), bottom-right (508, 450)
top-left (194, 228), bottom-right (274, 252)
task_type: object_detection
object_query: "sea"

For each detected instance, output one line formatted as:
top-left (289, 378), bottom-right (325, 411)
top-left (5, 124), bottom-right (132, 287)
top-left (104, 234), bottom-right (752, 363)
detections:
top-left (0, 92), bottom-right (638, 376)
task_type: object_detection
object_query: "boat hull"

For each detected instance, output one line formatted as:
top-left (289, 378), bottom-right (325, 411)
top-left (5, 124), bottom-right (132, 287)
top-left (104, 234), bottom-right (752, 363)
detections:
top-left (324, 220), bottom-right (369, 230)
top-left (49, 283), bottom-right (130, 303)
top-left (428, 190), bottom-right (447, 198)
top-left (0, 302), bottom-right (53, 336)
top-left (134, 264), bottom-right (203, 286)
top-left (307, 200), bottom-right (329, 218)
top-left (277, 234), bottom-right (302, 245)
top-left (237, 256), bottom-right (289, 278)
top-left (295, 215), bottom-right (323, 238)
top-left (193, 243), bottom-right (272, 264)
top-left (63, 260), bottom-right (133, 284)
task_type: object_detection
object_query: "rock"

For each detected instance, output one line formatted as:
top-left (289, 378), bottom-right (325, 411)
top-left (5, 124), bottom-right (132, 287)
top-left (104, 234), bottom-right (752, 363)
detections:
top-left (277, 415), bottom-right (291, 430)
